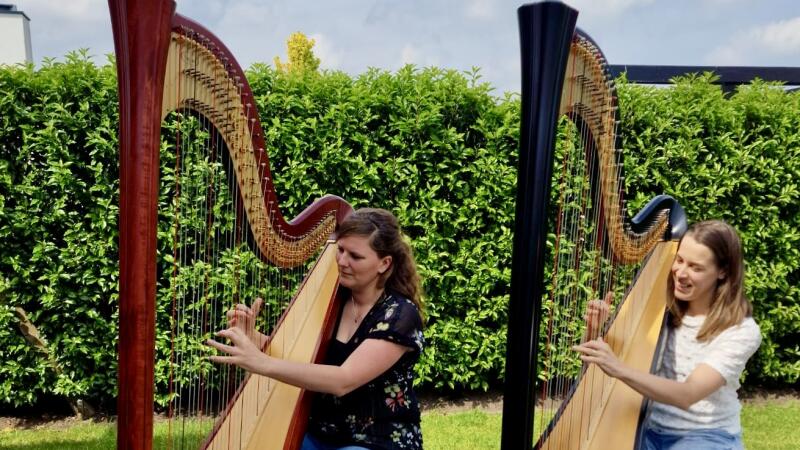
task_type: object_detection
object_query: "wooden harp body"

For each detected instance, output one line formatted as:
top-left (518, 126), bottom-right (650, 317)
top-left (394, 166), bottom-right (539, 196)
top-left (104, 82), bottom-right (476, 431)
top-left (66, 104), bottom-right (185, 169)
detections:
top-left (501, 2), bottom-right (687, 450)
top-left (109, 1), bottom-right (352, 449)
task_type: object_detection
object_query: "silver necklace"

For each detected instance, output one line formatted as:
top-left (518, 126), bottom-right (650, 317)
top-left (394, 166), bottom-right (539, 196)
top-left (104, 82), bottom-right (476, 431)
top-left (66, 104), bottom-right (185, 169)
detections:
top-left (350, 291), bottom-right (384, 324)
top-left (351, 297), bottom-right (362, 324)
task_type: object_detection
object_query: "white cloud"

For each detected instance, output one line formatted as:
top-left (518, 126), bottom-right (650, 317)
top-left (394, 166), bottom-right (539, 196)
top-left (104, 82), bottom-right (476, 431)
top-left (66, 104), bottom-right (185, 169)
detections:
top-left (464, 0), bottom-right (496, 20)
top-left (398, 44), bottom-right (440, 68)
top-left (707, 16), bottom-right (800, 64)
top-left (562, 0), bottom-right (655, 19)
top-left (209, 1), bottom-right (278, 68)
top-left (308, 33), bottom-right (341, 70)
top-left (217, 1), bottom-right (275, 29)
top-left (401, 44), bottom-right (420, 65)
top-left (15, 0), bottom-right (111, 61)
top-left (699, 0), bottom-right (746, 4)
top-left (750, 16), bottom-right (800, 54)
top-left (19, 0), bottom-right (106, 21)
top-left (705, 46), bottom-right (743, 65)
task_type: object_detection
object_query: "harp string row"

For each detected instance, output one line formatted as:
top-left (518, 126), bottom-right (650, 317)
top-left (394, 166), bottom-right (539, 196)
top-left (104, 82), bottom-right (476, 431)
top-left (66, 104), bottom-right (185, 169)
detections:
top-left (156, 27), bottom-right (330, 449)
top-left (163, 30), bottom-right (338, 268)
top-left (533, 35), bottom-right (670, 450)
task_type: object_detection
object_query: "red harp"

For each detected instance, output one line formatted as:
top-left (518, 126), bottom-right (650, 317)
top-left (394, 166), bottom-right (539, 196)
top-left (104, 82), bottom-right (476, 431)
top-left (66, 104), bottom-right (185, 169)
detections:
top-left (501, 3), bottom-right (687, 450)
top-left (109, 1), bottom-right (352, 448)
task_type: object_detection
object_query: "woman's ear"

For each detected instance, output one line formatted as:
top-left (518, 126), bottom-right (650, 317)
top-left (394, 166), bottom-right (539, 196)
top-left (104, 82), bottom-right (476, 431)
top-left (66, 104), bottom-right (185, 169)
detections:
top-left (378, 255), bottom-right (393, 274)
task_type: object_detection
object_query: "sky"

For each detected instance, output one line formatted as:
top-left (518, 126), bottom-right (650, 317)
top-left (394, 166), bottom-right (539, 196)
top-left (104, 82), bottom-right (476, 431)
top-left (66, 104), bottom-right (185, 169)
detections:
top-left (8, 0), bottom-right (800, 95)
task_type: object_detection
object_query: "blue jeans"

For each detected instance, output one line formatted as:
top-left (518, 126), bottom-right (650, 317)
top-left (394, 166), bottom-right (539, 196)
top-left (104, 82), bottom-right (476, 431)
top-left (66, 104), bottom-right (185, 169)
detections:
top-left (300, 433), bottom-right (370, 450)
top-left (642, 425), bottom-right (744, 450)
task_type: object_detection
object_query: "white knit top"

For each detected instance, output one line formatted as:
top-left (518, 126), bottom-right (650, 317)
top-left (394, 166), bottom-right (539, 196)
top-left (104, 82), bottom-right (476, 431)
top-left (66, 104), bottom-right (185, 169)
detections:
top-left (648, 315), bottom-right (761, 434)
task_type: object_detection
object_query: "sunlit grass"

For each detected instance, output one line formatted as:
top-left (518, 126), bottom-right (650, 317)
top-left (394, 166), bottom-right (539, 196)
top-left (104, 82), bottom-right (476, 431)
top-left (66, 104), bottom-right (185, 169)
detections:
top-left (422, 410), bottom-right (502, 450)
top-left (741, 398), bottom-right (800, 450)
top-left (1, 400), bottom-right (798, 450)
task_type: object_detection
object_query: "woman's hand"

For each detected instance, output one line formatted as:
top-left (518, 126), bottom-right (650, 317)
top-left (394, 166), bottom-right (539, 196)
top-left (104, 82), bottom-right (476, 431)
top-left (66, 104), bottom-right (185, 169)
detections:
top-left (572, 338), bottom-right (626, 379)
top-left (584, 292), bottom-right (613, 340)
top-left (226, 298), bottom-right (268, 349)
top-left (206, 326), bottom-right (269, 374)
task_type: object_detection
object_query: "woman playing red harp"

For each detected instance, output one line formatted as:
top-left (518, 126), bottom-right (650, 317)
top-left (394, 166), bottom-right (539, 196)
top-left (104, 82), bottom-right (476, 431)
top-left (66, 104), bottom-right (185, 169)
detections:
top-left (109, 0), bottom-right (353, 448)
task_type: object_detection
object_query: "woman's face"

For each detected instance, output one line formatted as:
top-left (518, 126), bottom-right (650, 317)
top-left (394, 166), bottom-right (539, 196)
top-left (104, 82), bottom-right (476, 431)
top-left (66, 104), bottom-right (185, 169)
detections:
top-left (671, 234), bottom-right (725, 313)
top-left (336, 234), bottom-right (392, 293)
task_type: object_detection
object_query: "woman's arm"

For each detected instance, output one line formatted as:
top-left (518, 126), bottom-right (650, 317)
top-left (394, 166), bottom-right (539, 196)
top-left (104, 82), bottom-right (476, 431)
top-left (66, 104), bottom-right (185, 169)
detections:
top-left (573, 338), bottom-right (725, 411)
top-left (207, 326), bottom-right (409, 397)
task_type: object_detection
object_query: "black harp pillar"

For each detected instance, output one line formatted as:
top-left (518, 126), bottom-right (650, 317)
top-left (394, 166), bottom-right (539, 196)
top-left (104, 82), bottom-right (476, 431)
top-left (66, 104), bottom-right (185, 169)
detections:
top-left (501, 2), bottom-right (577, 450)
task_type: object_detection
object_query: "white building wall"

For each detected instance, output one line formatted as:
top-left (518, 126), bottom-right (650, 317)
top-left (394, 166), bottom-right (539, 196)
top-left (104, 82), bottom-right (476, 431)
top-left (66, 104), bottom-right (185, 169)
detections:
top-left (0, 9), bottom-right (33, 66)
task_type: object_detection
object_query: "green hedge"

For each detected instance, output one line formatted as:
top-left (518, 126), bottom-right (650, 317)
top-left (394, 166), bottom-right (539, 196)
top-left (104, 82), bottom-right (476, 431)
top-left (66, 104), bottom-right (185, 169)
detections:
top-left (0, 53), bottom-right (120, 407)
top-left (0, 54), bottom-right (797, 408)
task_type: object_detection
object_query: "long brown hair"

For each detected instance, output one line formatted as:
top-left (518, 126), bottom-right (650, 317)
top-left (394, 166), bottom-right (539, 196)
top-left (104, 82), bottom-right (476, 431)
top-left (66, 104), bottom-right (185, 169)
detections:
top-left (336, 208), bottom-right (424, 313)
top-left (666, 220), bottom-right (752, 341)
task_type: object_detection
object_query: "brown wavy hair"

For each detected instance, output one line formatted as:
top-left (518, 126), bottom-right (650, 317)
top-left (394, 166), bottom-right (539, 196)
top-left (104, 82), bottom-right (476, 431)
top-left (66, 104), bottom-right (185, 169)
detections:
top-left (335, 208), bottom-right (424, 314)
top-left (666, 220), bottom-right (752, 341)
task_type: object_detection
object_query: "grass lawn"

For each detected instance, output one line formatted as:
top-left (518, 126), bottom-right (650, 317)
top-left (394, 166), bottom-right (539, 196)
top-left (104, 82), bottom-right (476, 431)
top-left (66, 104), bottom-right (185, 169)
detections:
top-left (1, 399), bottom-right (798, 449)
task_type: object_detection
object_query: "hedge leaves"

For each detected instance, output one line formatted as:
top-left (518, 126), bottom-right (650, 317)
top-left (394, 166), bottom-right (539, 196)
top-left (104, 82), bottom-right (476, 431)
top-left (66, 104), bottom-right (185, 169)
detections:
top-left (0, 56), bottom-right (797, 408)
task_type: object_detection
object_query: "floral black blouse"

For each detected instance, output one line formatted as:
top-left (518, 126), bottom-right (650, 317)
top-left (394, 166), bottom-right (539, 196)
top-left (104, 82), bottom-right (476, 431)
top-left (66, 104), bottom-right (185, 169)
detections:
top-left (307, 291), bottom-right (424, 450)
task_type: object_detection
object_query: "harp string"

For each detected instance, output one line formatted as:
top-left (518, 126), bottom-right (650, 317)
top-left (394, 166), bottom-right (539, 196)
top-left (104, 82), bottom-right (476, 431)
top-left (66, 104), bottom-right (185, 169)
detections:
top-left (166, 32), bottom-right (184, 447)
top-left (161, 31), bottom-right (247, 447)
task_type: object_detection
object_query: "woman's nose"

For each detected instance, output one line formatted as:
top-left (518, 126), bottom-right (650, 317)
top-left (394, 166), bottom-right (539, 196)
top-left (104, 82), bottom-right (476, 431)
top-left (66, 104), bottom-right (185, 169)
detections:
top-left (336, 252), bottom-right (348, 266)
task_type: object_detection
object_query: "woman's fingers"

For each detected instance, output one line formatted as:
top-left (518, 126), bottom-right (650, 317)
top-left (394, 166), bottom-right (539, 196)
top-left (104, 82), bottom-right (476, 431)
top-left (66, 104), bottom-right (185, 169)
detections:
top-left (587, 300), bottom-right (609, 312)
top-left (208, 355), bottom-right (235, 365)
top-left (226, 300), bottom-right (263, 329)
top-left (573, 338), bottom-right (623, 377)
top-left (227, 307), bottom-right (259, 328)
top-left (206, 326), bottom-right (266, 374)
top-left (216, 327), bottom-right (240, 339)
top-left (206, 327), bottom-right (254, 355)
top-left (206, 337), bottom-right (236, 355)
top-left (585, 296), bottom-right (612, 336)
top-left (573, 338), bottom-right (606, 352)
top-left (251, 298), bottom-right (264, 317)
